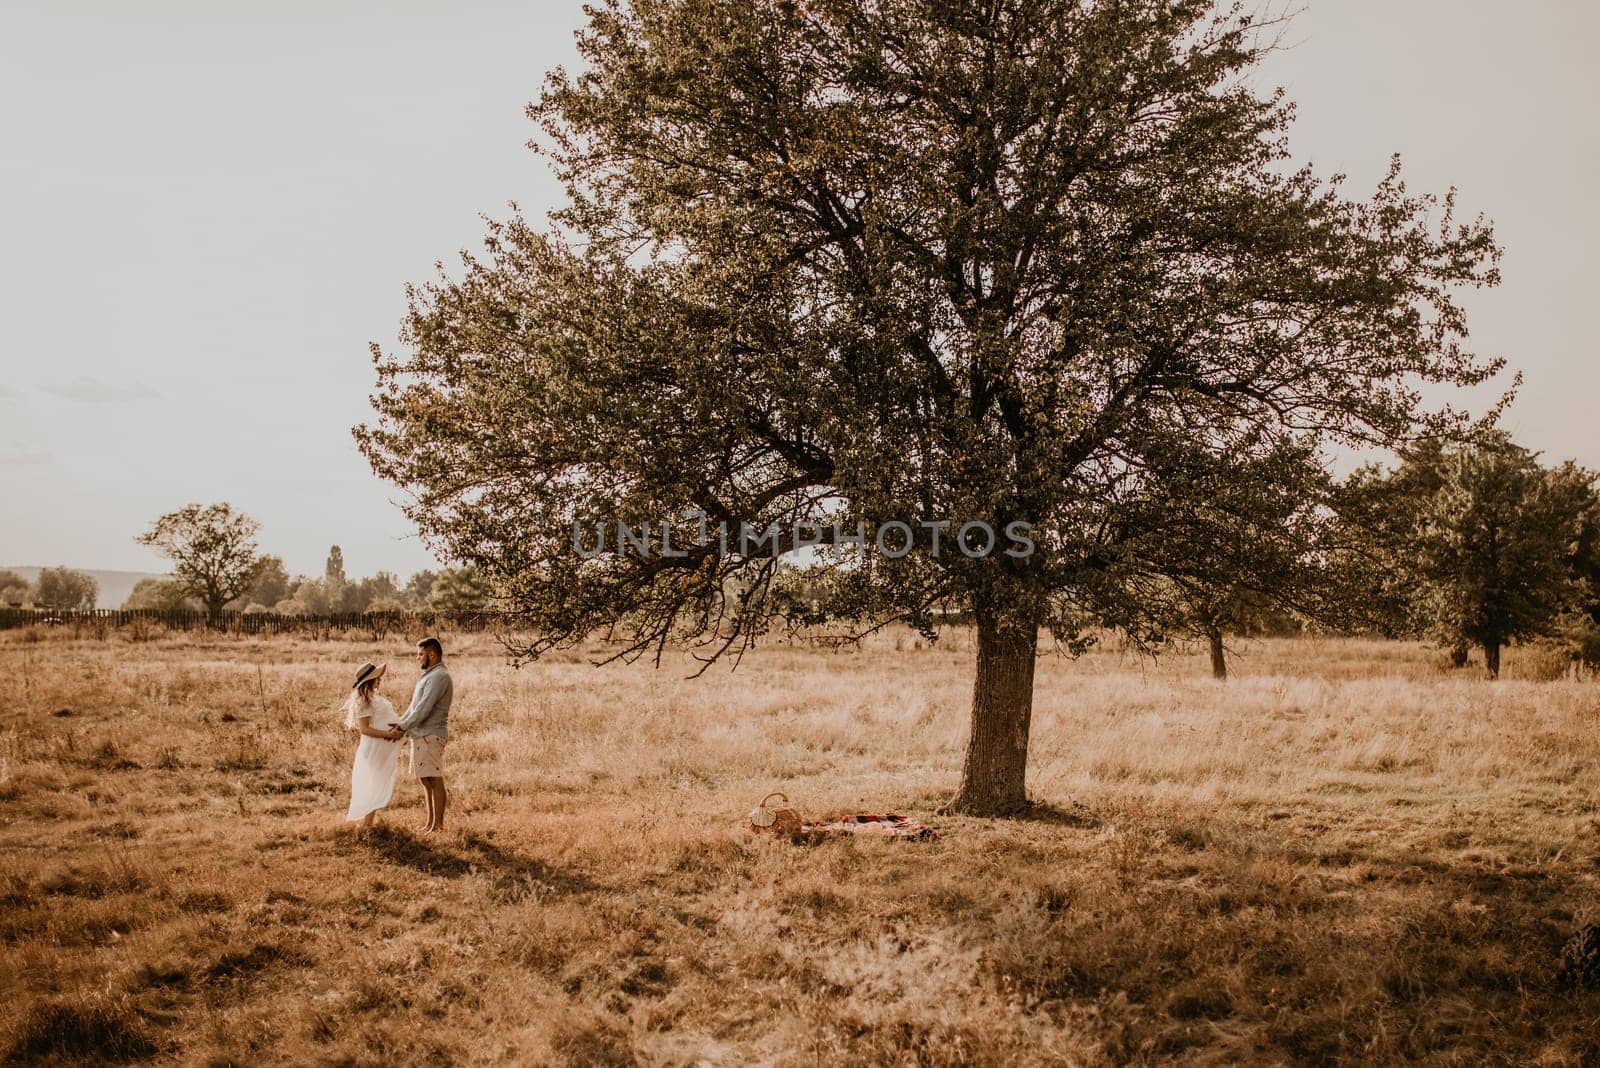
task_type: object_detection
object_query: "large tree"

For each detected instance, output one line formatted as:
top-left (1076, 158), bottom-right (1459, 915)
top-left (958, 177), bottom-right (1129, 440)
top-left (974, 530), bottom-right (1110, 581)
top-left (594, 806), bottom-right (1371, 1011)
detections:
top-left (137, 503), bottom-right (264, 616)
top-left (359, 0), bottom-right (1502, 814)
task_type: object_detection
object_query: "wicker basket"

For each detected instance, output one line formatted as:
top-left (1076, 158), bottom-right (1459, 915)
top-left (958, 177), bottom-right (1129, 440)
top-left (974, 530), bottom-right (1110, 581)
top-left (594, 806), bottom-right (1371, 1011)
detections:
top-left (748, 792), bottom-right (803, 835)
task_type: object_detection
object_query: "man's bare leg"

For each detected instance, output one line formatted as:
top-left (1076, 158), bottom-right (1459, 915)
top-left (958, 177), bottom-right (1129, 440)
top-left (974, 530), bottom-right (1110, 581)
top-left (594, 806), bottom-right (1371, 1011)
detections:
top-left (420, 777), bottom-right (436, 833)
top-left (421, 778), bottom-right (446, 833)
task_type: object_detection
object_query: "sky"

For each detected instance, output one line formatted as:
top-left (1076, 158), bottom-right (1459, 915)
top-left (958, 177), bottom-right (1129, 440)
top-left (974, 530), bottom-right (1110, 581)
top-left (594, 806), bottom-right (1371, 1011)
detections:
top-left (1, 1), bottom-right (1596, 579)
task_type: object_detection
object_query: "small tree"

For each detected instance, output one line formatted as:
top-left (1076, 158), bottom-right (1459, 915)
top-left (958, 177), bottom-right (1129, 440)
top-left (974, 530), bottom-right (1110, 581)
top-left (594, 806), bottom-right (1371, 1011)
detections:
top-left (35, 567), bottom-right (98, 610)
top-left (1127, 441), bottom-right (1338, 679)
top-left (1408, 440), bottom-right (1593, 678)
top-left (0, 569), bottom-right (30, 606)
top-left (1575, 495), bottom-right (1600, 628)
top-left (136, 503), bottom-right (264, 616)
top-left (1335, 437), bottom-right (1457, 640)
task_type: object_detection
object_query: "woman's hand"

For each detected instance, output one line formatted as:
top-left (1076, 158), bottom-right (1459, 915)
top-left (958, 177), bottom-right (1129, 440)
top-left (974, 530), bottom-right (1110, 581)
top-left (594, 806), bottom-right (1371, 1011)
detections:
top-left (385, 728), bottom-right (404, 741)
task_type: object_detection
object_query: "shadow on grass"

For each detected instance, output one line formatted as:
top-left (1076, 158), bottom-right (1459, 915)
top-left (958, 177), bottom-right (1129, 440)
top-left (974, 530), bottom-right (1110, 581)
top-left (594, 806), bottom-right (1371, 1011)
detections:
top-left (354, 825), bottom-right (474, 876)
top-left (2, 999), bottom-right (158, 1064)
top-left (352, 826), bottom-right (601, 896)
top-left (1005, 800), bottom-right (1105, 828)
top-left (459, 832), bottom-right (603, 897)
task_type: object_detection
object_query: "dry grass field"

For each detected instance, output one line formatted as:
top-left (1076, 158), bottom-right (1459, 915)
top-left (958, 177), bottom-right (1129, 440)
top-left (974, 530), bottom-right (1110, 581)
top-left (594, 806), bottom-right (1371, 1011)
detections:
top-left (2, 625), bottom-right (1599, 1065)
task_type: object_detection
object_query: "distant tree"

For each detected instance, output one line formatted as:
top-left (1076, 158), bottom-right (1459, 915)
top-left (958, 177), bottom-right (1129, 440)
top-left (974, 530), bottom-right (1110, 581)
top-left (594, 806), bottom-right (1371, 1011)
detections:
top-left (358, 0), bottom-right (1503, 813)
top-left (367, 596), bottom-right (410, 615)
top-left (318, 546), bottom-right (348, 611)
top-left (404, 570), bottom-right (438, 608)
top-left (344, 571), bottom-right (401, 613)
top-left (34, 567), bottom-right (98, 610)
top-left (285, 577), bottom-right (335, 616)
top-left (0, 569), bottom-right (29, 606)
top-left (123, 578), bottom-right (204, 612)
top-left (371, 570), bottom-right (401, 601)
top-left (1576, 495), bottom-right (1600, 628)
top-left (1335, 438), bottom-right (1455, 646)
top-left (1405, 439), bottom-right (1593, 678)
top-left (429, 566), bottom-right (493, 614)
top-left (136, 503), bottom-right (264, 616)
top-left (1127, 442), bottom-right (1338, 679)
top-left (242, 555), bottom-right (291, 608)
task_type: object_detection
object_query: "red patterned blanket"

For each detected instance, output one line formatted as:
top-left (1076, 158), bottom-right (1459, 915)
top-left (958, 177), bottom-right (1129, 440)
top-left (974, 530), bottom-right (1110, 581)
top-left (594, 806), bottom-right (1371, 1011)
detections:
top-left (798, 813), bottom-right (938, 841)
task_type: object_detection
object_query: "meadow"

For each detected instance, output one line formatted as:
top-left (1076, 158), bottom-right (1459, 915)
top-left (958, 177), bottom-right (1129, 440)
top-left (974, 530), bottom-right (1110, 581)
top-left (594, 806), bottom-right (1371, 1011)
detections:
top-left (2, 624), bottom-right (1598, 1065)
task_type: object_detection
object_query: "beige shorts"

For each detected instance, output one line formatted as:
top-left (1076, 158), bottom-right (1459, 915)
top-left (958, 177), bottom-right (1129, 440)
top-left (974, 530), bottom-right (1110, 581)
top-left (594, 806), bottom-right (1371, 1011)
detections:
top-left (409, 736), bottom-right (446, 779)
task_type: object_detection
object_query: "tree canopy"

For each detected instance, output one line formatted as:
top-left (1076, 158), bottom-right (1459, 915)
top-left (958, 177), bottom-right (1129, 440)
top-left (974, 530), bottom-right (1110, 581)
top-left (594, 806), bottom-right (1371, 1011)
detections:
top-left (359, 0), bottom-right (1503, 813)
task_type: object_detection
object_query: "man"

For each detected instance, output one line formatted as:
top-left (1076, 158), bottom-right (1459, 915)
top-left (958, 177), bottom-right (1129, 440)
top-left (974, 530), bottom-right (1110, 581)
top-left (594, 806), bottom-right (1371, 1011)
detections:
top-left (394, 636), bottom-right (453, 833)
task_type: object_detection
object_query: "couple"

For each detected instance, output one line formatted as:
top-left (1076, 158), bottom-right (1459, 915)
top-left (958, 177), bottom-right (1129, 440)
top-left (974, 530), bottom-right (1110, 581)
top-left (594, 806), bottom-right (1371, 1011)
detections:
top-left (343, 636), bottom-right (453, 833)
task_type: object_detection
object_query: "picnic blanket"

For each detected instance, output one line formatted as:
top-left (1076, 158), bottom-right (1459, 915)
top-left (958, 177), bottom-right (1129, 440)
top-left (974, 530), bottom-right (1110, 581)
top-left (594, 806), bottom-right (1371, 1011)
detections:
top-left (798, 813), bottom-right (937, 841)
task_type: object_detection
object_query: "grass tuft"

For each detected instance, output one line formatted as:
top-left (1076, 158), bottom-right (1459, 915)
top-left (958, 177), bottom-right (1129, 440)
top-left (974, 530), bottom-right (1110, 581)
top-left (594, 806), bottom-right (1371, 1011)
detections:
top-left (2, 998), bottom-right (157, 1064)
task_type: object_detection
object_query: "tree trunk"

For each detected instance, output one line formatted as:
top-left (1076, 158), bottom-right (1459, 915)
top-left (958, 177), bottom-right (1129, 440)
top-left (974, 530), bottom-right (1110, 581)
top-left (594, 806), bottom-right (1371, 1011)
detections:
top-left (944, 608), bottom-right (1038, 817)
top-left (1206, 625), bottom-right (1227, 680)
top-left (1483, 641), bottom-right (1501, 680)
top-left (1449, 643), bottom-right (1469, 669)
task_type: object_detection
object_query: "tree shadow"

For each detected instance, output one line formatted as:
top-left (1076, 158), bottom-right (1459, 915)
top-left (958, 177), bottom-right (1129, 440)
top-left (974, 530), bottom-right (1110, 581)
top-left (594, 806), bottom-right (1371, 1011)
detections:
top-left (1008, 800), bottom-right (1106, 828)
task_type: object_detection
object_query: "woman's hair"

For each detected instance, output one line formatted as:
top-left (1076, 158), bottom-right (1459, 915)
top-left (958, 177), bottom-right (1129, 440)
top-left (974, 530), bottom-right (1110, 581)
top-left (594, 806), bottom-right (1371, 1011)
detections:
top-left (342, 680), bottom-right (379, 729)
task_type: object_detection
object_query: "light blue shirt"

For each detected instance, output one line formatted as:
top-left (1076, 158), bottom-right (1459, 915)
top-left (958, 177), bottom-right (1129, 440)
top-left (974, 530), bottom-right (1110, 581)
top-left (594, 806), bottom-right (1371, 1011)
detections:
top-left (397, 663), bottom-right (452, 739)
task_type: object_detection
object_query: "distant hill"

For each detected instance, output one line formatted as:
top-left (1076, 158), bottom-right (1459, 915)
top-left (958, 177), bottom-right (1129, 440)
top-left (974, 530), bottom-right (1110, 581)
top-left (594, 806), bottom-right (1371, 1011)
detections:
top-left (4, 567), bottom-right (172, 609)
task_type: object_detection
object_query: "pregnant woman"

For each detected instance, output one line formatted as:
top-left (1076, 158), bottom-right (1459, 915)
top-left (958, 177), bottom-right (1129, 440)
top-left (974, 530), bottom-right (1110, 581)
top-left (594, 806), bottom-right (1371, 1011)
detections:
top-left (344, 662), bottom-right (403, 828)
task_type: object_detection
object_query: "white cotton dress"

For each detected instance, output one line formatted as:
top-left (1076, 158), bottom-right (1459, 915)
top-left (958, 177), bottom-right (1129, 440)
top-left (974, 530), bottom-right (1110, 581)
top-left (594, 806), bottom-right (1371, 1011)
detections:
top-left (345, 695), bottom-right (401, 821)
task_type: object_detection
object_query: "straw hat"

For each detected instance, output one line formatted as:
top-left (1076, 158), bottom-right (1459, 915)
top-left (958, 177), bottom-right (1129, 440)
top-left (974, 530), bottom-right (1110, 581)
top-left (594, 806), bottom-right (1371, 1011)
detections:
top-left (352, 662), bottom-right (387, 690)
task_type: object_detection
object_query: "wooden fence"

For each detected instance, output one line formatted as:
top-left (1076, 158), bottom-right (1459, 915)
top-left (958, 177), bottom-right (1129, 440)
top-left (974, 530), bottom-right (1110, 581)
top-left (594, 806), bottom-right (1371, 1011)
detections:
top-left (0, 607), bottom-right (500, 637)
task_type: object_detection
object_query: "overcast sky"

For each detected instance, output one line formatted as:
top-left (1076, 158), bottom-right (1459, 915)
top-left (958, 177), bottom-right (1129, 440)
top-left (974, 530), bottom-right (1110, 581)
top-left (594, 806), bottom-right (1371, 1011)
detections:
top-left (1, 1), bottom-right (1595, 579)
